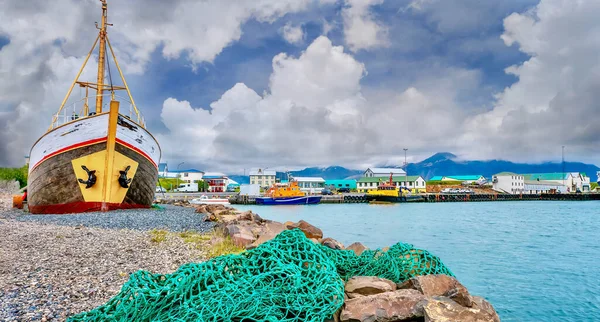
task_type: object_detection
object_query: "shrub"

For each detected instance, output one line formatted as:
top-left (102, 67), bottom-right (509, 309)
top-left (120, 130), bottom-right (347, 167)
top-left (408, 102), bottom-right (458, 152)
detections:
top-left (149, 229), bottom-right (168, 243)
top-left (0, 166), bottom-right (28, 188)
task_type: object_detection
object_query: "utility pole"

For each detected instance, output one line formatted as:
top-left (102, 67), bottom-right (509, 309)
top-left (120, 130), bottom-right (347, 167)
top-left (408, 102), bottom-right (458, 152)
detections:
top-left (403, 148), bottom-right (408, 189)
top-left (177, 162), bottom-right (184, 192)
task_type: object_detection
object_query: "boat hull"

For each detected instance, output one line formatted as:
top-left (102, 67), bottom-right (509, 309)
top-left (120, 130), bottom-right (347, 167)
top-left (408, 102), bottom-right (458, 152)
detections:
top-left (255, 195), bottom-right (322, 205)
top-left (365, 195), bottom-right (425, 203)
top-left (190, 198), bottom-right (231, 205)
top-left (28, 113), bottom-right (160, 214)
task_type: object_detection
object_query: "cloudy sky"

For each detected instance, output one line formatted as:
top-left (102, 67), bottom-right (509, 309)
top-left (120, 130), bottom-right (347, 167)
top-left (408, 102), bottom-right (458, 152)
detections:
top-left (1, 0), bottom-right (599, 172)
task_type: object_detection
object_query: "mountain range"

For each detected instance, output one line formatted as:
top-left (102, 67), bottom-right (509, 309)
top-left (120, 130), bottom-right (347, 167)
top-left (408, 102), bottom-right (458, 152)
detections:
top-left (228, 153), bottom-right (600, 184)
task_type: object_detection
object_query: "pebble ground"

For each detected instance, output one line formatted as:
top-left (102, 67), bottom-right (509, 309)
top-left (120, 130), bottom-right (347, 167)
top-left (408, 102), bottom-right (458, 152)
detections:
top-left (0, 195), bottom-right (214, 321)
top-left (16, 205), bottom-right (214, 232)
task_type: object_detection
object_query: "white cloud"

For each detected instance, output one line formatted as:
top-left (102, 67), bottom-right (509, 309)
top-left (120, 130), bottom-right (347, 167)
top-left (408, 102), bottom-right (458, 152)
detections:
top-left (158, 36), bottom-right (477, 171)
top-left (462, 0), bottom-right (600, 162)
top-left (280, 23), bottom-right (305, 45)
top-left (0, 0), bottom-right (331, 166)
top-left (342, 0), bottom-right (389, 51)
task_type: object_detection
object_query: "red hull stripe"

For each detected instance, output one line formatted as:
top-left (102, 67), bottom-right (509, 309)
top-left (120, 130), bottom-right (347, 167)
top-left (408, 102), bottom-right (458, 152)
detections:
top-left (115, 138), bottom-right (158, 169)
top-left (31, 137), bottom-right (108, 171)
top-left (29, 201), bottom-right (150, 214)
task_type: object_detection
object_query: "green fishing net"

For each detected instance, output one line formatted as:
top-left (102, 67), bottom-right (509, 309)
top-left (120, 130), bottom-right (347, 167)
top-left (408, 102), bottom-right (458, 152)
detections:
top-left (69, 229), bottom-right (453, 321)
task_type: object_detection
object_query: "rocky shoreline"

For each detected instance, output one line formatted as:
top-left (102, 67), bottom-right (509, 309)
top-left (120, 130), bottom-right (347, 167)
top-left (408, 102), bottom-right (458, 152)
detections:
top-left (2, 195), bottom-right (500, 321)
top-left (193, 201), bottom-right (501, 321)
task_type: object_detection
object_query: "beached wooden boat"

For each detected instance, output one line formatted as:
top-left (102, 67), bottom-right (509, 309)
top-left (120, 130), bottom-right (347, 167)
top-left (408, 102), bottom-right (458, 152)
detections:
top-left (27, 0), bottom-right (160, 214)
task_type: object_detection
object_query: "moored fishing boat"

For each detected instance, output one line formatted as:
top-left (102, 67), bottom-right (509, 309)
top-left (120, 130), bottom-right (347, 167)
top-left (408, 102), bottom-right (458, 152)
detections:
top-left (27, 0), bottom-right (160, 214)
top-left (255, 181), bottom-right (322, 205)
top-left (365, 174), bottom-right (423, 203)
top-left (190, 195), bottom-right (231, 205)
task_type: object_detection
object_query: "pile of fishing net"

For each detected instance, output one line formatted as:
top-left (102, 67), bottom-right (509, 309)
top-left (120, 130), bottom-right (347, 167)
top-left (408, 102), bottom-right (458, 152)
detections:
top-left (69, 229), bottom-right (453, 321)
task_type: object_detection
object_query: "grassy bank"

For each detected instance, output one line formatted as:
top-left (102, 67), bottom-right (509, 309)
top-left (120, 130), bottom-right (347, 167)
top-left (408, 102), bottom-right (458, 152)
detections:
top-left (0, 165), bottom-right (27, 188)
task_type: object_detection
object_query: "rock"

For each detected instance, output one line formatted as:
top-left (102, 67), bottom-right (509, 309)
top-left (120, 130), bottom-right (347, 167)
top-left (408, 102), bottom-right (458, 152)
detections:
top-left (246, 232), bottom-right (277, 250)
top-left (195, 204), bottom-right (208, 214)
top-left (346, 292), bottom-right (365, 299)
top-left (246, 222), bottom-right (285, 249)
top-left (321, 237), bottom-right (344, 250)
top-left (310, 238), bottom-right (320, 244)
top-left (286, 220), bottom-right (323, 239)
top-left (423, 298), bottom-right (499, 322)
top-left (406, 275), bottom-right (472, 307)
top-left (202, 213), bottom-right (218, 222)
top-left (340, 289), bottom-right (426, 322)
top-left (470, 296), bottom-right (500, 322)
top-left (346, 242), bottom-right (368, 256)
top-left (225, 224), bottom-right (256, 247)
top-left (345, 276), bottom-right (396, 296)
top-left (238, 210), bottom-right (264, 223)
top-left (264, 221), bottom-right (285, 235)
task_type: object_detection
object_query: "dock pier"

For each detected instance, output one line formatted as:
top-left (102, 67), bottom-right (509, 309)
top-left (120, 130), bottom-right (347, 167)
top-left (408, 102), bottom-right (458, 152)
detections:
top-left (228, 193), bottom-right (600, 205)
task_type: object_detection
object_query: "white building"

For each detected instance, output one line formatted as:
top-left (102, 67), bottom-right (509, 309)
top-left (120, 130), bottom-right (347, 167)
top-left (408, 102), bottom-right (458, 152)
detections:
top-left (357, 176), bottom-right (426, 193)
top-left (492, 172), bottom-right (525, 194)
top-left (524, 180), bottom-right (566, 194)
top-left (249, 168), bottom-right (277, 188)
top-left (158, 163), bottom-right (169, 177)
top-left (167, 169), bottom-right (204, 182)
top-left (523, 172), bottom-right (590, 192)
top-left (293, 177), bottom-right (326, 193)
top-left (364, 167), bottom-right (406, 178)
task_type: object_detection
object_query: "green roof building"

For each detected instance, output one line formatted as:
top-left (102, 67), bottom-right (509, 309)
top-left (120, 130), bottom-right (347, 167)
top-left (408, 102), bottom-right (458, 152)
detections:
top-left (357, 175), bottom-right (426, 193)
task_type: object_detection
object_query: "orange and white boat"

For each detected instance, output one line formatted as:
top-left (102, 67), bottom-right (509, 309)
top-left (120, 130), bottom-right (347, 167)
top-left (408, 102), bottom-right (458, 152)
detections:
top-left (27, 0), bottom-right (160, 214)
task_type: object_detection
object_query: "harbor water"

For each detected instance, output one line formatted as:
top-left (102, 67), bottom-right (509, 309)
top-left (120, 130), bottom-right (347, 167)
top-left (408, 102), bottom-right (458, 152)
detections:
top-left (235, 201), bottom-right (600, 321)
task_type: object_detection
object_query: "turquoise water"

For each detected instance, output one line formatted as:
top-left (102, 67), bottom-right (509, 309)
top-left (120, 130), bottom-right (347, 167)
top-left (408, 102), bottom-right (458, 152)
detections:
top-left (235, 201), bottom-right (600, 321)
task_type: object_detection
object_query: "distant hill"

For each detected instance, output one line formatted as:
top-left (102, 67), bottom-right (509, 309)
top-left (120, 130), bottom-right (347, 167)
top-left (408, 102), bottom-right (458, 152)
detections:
top-left (284, 166), bottom-right (363, 180)
top-left (228, 153), bottom-right (599, 184)
top-left (228, 166), bottom-right (363, 184)
top-left (405, 152), bottom-right (600, 182)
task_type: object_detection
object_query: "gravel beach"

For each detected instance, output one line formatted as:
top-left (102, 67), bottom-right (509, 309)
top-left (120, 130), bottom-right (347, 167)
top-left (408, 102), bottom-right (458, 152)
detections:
top-left (0, 195), bottom-right (215, 321)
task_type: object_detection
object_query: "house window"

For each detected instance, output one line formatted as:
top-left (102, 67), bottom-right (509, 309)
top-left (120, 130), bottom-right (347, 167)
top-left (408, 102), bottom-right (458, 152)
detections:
top-left (184, 173), bottom-right (189, 177)
top-left (409, 182), bottom-right (413, 186)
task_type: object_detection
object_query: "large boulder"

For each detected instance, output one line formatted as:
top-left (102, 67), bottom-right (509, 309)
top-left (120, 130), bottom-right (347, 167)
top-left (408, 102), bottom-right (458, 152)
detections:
top-left (346, 242), bottom-right (368, 256)
top-left (246, 221), bottom-right (286, 250)
top-left (423, 298), bottom-right (499, 322)
top-left (401, 275), bottom-right (472, 307)
top-left (345, 276), bottom-right (396, 296)
top-left (286, 220), bottom-right (323, 239)
top-left (470, 296), bottom-right (501, 322)
top-left (322, 237), bottom-right (344, 250)
top-left (238, 210), bottom-right (265, 224)
top-left (225, 224), bottom-right (256, 247)
top-left (340, 289), bottom-right (426, 322)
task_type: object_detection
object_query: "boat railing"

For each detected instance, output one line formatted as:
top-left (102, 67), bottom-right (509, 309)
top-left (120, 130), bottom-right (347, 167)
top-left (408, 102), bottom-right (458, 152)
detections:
top-left (49, 93), bottom-right (145, 130)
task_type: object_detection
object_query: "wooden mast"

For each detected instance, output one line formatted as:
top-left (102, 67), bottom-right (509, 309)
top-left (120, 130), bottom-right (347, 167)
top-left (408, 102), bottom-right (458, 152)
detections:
top-left (95, 0), bottom-right (108, 113)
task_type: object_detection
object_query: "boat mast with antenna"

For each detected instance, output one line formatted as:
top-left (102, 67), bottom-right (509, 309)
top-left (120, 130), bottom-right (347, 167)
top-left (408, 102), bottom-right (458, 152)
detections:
top-left (95, 0), bottom-right (111, 113)
top-left (50, 0), bottom-right (144, 130)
